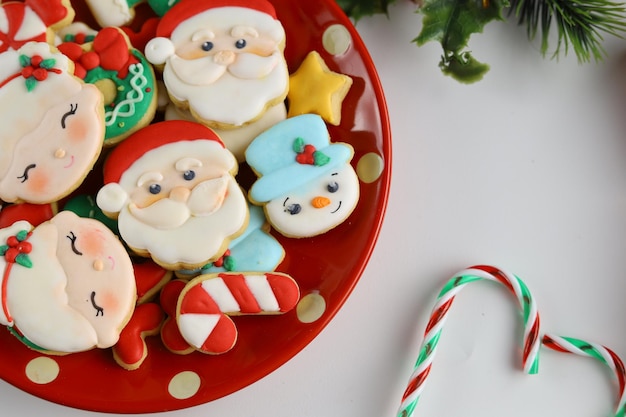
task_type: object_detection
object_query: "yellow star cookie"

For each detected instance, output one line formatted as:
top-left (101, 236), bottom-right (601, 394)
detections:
top-left (287, 51), bottom-right (353, 126)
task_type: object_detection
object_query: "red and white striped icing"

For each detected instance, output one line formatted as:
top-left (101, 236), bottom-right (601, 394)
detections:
top-left (177, 272), bottom-right (299, 354)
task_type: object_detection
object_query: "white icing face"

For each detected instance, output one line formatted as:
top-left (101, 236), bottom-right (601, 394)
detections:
top-left (160, 8), bottom-right (288, 126)
top-left (0, 85), bottom-right (103, 203)
top-left (0, 212), bottom-right (135, 353)
top-left (51, 211), bottom-right (136, 349)
top-left (264, 164), bottom-right (360, 237)
top-left (109, 141), bottom-right (249, 268)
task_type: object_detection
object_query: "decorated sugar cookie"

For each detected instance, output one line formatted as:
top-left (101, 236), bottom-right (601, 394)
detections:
top-left (176, 272), bottom-right (300, 354)
top-left (145, 0), bottom-right (289, 129)
top-left (287, 50), bottom-right (353, 126)
top-left (57, 26), bottom-right (158, 146)
top-left (175, 203), bottom-right (285, 279)
top-left (0, 42), bottom-right (105, 204)
top-left (165, 101), bottom-right (287, 162)
top-left (0, 211), bottom-right (136, 354)
top-left (96, 120), bottom-right (249, 270)
top-left (85, 0), bottom-right (180, 28)
top-left (246, 114), bottom-right (360, 238)
top-left (0, 0), bottom-right (75, 53)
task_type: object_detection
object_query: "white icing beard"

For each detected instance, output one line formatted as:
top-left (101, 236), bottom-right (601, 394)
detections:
top-left (118, 177), bottom-right (249, 267)
top-left (265, 165), bottom-right (361, 238)
top-left (163, 52), bottom-right (288, 126)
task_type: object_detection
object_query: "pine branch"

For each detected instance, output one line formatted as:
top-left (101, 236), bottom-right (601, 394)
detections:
top-left (337, 0), bottom-right (626, 81)
top-left (509, 0), bottom-right (626, 63)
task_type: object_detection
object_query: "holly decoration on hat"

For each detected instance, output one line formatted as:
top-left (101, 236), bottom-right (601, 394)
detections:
top-left (293, 137), bottom-right (331, 167)
top-left (336, 0), bottom-right (626, 83)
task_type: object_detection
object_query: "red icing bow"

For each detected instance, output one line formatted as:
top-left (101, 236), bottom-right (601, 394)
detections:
top-left (57, 27), bottom-right (139, 80)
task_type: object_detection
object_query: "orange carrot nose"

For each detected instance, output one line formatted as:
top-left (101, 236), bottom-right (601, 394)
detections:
top-left (311, 196), bottom-right (331, 209)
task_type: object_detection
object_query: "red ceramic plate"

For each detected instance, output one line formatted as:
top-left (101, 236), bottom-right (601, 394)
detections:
top-left (0, 0), bottom-right (391, 413)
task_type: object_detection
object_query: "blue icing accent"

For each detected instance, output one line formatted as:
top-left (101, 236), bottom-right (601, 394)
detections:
top-left (246, 114), bottom-right (353, 203)
top-left (177, 205), bottom-right (284, 277)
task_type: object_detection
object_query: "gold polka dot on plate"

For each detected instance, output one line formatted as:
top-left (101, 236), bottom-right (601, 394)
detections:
top-left (296, 292), bottom-right (327, 324)
top-left (25, 357), bottom-right (60, 384)
top-left (357, 152), bottom-right (384, 184)
top-left (168, 371), bottom-right (201, 400)
top-left (322, 24), bottom-right (352, 56)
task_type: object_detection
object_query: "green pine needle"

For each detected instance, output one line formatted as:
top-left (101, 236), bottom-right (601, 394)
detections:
top-left (510, 0), bottom-right (626, 63)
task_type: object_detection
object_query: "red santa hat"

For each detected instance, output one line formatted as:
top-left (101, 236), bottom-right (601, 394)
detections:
top-left (157, 0), bottom-right (278, 39)
top-left (103, 120), bottom-right (225, 185)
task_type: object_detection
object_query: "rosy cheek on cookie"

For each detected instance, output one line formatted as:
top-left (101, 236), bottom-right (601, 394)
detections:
top-left (76, 228), bottom-right (105, 257)
top-left (67, 118), bottom-right (89, 143)
top-left (99, 291), bottom-right (120, 313)
top-left (25, 169), bottom-right (50, 194)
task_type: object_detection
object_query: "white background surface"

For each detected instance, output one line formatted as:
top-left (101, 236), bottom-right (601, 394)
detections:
top-left (3, 2), bottom-right (626, 416)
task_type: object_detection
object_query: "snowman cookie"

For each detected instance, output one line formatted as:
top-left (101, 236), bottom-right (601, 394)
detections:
top-left (246, 114), bottom-right (360, 238)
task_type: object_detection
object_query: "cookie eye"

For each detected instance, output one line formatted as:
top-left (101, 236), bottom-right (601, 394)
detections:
top-left (201, 41), bottom-right (214, 52)
top-left (66, 231), bottom-right (83, 256)
top-left (17, 164), bottom-right (36, 183)
top-left (61, 103), bottom-right (78, 129)
top-left (149, 184), bottom-right (162, 194)
top-left (235, 39), bottom-right (246, 49)
top-left (286, 204), bottom-right (301, 215)
top-left (183, 170), bottom-right (195, 181)
top-left (327, 181), bottom-right (339, 193)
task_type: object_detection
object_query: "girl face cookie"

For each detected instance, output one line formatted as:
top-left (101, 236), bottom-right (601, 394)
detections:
top-left (50, 211), bottom-right (136, 349)
top-left (0, 42), bottom-right (104, 204)
top-left (0, 211), bottom-right (136, 353)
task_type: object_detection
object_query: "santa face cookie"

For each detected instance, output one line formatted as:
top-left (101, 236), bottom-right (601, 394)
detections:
top-left (0, 211), bottom-right (136, 353)
top-left (0, 42), bottom-right (105, 204)
top-left (246, 114), bottom-right (360, 238)
top-left (145, 0), bottom-right (289, 129)
top-left (96, 121), bottom-right (249, 270)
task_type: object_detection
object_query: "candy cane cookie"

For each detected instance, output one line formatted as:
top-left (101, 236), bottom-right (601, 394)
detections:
top-left (176, 272), bottom-right (300, 354)
top-left (0, 0), bottom-right (74, 53)
top-left (398, 265), bottom-right (541, 417)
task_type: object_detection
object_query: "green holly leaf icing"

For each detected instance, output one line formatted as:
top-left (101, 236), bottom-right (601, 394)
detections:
top-left (39, 58), bottom-right (56, 70)
top-left (16, 230), bottom-right (28, 242)
top-left (15, 253), bottom-right (32, 268)
top-left (292, 137), bottom-right (305, 153)
top-left (0, 245), bottom-right (8, 256)
top-left (24, 77), bottom-right (37, 92)
top-left (313, 151), bottom-right (331, 166)
top-left (19, 54), bottom-right (30, 68)
top-left (223, 256), bottom-right (236, 272)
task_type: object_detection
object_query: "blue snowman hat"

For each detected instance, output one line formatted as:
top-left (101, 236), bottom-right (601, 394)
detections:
top-left (246, 114), bottom-right (353, 203)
